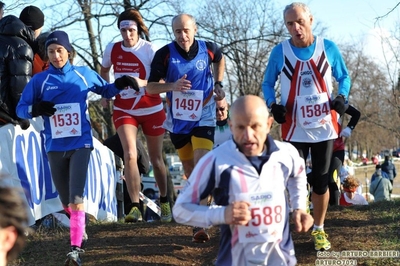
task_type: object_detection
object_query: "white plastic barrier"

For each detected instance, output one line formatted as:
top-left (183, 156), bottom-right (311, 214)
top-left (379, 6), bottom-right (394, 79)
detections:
top-left (0, 118), bottom-right (118, 225)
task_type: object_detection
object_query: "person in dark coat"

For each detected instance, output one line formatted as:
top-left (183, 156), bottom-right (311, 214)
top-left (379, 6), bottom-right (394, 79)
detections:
top-left (381, 155), bottom-right (396, 196)
top-left (0, 6), bottom-right (44, 129)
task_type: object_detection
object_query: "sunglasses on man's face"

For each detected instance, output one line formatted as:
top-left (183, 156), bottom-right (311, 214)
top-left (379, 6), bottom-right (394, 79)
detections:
top-left (216, 107), bottom-right (226, 112)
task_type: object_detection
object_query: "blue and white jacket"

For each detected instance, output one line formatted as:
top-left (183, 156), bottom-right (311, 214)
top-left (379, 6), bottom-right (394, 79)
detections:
top-left (173, 135), bottom-right (308, 266)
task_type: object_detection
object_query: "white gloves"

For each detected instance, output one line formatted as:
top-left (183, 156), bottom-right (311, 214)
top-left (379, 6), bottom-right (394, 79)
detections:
top-left (340, 126), bottom-right (352, 137)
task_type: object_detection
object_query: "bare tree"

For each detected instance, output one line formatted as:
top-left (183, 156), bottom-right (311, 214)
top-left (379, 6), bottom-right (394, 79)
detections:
top-left (374, 2), bottom-right (400, 22)
top-left (191, 0), bottom-right (285, 99)
top-left (185, 0), bottom-right (328, 102)
top-left (339, 42), bottom-right (398, 158)
top-left (42, 0), bottom-right (179, 71)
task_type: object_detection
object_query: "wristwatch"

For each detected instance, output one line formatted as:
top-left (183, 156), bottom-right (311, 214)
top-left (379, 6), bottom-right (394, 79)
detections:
top-left (214, 81), bottom-right (223, 88)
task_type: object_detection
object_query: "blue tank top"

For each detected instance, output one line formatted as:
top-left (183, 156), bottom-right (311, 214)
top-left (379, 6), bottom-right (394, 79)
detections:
top-left (163, 41), bottom-right (216, 133)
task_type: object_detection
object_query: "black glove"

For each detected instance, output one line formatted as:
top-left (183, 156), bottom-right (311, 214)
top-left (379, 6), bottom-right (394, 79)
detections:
top-left (114, 75), bottom-right (139, 91)
top-left (32, 101), bottom-right (57, 117)
top-left (0, 109), bottom-right (18, 126)
top-left (18, 119), bottom-right (30, 130)
top-left (331, 95), bottom-right (346, 116)
top-left (270, 103), bottom-right (287, 124)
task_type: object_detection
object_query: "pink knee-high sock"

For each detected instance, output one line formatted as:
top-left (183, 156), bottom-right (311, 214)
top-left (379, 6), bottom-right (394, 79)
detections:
top-left (70, 210), bottom-right (85, 247)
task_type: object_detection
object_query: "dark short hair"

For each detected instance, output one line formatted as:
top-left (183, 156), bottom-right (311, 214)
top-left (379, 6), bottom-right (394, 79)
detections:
top-left (0, 2), bottom-right (5, 9)
top-left (0, 186), bottom-right (30, 261)
top-left (36, 31), bottom-right (51, 61)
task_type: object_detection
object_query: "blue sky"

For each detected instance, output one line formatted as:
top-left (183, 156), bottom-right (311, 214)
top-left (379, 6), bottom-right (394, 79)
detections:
top-left (12, 0), bottom-right (400, 66)
top-left (273, 0), bottom-right (400, 68)
top-left (14, 0), bottom-right (400, 47)
top-left (275, 0), bottom-right (400, 42)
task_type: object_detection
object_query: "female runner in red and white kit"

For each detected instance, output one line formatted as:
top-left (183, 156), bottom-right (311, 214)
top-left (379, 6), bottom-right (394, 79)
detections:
top-left (100, 8), bottom-right (171, 223)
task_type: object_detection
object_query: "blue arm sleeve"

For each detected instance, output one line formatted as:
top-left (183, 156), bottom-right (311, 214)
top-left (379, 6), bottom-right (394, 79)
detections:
top-left (83, 68), bottom-right (121, 98)
top-left (261, 44), bottom-right (283, 108)
top-left (324, 39), bottom-right (351, 98)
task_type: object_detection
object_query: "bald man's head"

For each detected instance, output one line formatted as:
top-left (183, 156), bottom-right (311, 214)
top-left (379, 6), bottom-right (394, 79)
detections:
top-left (229, 95), bottom-right (273, 156)
top-left (230, 96), bottom-right (269, 118)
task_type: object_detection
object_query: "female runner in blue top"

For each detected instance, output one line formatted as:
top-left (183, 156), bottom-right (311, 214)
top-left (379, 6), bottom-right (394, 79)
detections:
top-left (16, 30), bottom-right (136, 266)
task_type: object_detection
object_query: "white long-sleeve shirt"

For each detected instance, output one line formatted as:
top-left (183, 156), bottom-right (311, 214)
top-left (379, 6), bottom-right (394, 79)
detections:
top-left (173, 136), bottom-right (308, 266)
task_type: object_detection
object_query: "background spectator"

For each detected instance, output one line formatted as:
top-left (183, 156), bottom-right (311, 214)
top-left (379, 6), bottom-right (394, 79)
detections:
top-left (329, 104), bottom-right (360, 206)
top-left (371, 155), bottom-right (379, 165)
top-left (0, 185), bottom-right (30, 265)
top-left (381, 155), bottom-right (396, 189)
top-left (214, 97), bottom-right (231, 148)
top-left (339, 177), bottom-right (368, 206)
top-left (371, 164), bottom-right (389, 183)
top-left (339, 158), bottom-right (355, 184)
top-left (32, 31), bottom-right (50, 75)
top-left (370, 170), bottom-right (393, 202)
top-left (0, 5), bottom-right (44, 129)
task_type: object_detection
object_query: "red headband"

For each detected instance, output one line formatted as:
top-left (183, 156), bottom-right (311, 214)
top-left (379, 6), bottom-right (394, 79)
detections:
top-left (343, 187), bottom-right (357, 193)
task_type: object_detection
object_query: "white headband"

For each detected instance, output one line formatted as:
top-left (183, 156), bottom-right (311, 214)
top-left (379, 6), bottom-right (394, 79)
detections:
top-left (119, 20), bottom-right (138, 30)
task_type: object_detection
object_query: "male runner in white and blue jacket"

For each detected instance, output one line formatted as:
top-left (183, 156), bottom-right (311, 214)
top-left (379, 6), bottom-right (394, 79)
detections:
top-left (174, 95), bottom-right (313, 266)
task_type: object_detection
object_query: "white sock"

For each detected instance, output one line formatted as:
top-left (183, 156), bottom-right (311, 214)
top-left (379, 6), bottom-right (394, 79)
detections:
top-left (313, 224), bottom-right (324, 231)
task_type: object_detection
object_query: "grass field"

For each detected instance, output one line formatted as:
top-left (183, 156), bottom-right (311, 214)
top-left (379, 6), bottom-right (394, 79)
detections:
top-left (10, 200), bottom-right (400, 266)
top-left (7, 161), bottom-right (400, 266)
top-left (294, 199), bottom-right (400, 266)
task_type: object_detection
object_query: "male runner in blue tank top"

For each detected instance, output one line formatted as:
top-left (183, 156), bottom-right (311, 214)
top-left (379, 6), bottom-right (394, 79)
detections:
top-left (147, 13), bottom-right (225, 243)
